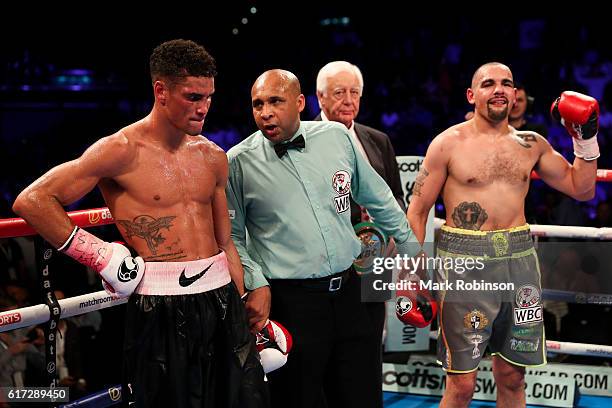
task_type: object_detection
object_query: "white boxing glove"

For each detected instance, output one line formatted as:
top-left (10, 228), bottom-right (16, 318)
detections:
top-left (58, 226), bottom-right (145, 297)
top-left (255, 320), bottom-right (293, 373)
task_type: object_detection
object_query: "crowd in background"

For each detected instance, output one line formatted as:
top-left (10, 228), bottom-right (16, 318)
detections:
top-left (1, 14), bottom-right (611, 394)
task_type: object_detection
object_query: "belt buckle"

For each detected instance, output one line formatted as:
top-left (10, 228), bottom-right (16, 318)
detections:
top-left (329, 276), bottom-right (342, 292)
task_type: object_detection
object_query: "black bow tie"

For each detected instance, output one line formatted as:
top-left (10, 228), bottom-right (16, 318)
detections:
top-left (274, 135), bottom-right (305, 158)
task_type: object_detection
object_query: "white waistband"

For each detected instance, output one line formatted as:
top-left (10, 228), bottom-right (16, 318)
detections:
top-left (135, 251), bottom-right (231, 296)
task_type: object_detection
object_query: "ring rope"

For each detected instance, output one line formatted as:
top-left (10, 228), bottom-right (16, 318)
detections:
top-left (58, 385), bottom-right (122, 408)
top-left (433, 217), bottom-right (612, 240)
top-left (0, 207), bottom-right (114, 238)
top-left (4, 288), bottom-right (609, 357)
top-left (542, 289), bottom-right (612, 305)
top-left (1, 208), bottom-right (610, 241)
top-left (0, 290), bottom-right (126, 333)
top-left (0, 208), bottom-right (610, 359)
top-left (428, 331), bottom-right (612, 358)
top-left (531, 168), bottom-right (612, 182)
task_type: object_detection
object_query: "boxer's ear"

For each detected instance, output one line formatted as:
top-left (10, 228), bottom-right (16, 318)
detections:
top-left (466, 88), bottom-right (476, 105)
top-left (154, 80), bottom-right (168, 106)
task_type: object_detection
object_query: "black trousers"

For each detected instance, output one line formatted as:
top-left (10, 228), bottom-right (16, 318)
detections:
top-left (267, 270), bottom-right (386, 408)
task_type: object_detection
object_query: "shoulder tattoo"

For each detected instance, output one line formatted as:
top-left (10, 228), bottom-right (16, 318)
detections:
top-left (514, 133), bottom-right (538, 149)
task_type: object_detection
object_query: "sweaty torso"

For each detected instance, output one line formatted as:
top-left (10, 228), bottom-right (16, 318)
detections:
top-left (443, 122), bottom-right (543, 230)
top-left (98, 122), bottom-right (222, 261)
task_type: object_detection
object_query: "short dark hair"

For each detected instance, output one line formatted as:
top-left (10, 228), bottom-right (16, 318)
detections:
top-left (149, 39), bottom-right (217, 83)
top-left (514, 81), bottom-right (527, 93)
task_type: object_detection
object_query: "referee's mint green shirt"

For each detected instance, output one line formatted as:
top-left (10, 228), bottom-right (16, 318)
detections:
top-left (226, 121), bottom-right (414, 290)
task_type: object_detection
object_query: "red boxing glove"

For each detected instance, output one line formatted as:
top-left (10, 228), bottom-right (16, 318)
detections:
top-left (395, 276), bottom-right (437, 328)
top-left (551, 91), bottom-right (600, 160)
top-left (256, 320), bottom-right (293, 373)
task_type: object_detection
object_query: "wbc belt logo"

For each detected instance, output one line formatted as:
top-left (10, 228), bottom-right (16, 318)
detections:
top-left (353, 222), bottom-right (387, 274)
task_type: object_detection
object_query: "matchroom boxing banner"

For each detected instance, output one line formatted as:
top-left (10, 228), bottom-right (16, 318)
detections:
top-left (384, 156), bottom-right (435, 352)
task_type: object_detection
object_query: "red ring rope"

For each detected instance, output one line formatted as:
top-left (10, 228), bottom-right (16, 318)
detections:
top-left (531, 168), bottom-right (612, 182)
top-left (0, 207), bottom-right (114, 238)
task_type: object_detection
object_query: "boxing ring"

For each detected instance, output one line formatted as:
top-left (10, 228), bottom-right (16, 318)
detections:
top-left (1, 177), bottom-right (611, 406)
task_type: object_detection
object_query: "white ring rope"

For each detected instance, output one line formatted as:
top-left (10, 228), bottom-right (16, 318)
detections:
top-left (433, 217), bottom-right (612, 240)
top-left (0, 291), bottom-right (126, 333)
top-left (0, 211), bottom-right (610, 358)
top-left (428, 331), bottom-right (612, 358)
top-left (3, 286), bottom-right (610, 357)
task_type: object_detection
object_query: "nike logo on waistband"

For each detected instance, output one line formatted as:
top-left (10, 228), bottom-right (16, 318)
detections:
top-left (178, 262), bottom-right (214, 287)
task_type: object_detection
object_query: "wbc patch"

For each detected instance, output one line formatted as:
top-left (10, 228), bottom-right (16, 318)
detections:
top-left (332, 170), bottom-right (351, 214)
top-left (515, 285), bottom-right (540, 308)
top-left (513, 305), bottom-right (543, 325)
top-left (513, 284), bottom-right (543, 325)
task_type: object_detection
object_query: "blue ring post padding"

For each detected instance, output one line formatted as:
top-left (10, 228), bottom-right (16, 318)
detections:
top-left (59, 385), bottom-right (122, 408)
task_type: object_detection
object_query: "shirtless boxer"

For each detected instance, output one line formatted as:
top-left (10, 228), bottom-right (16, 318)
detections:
top-left (12, 39), bottom-right (268, 408)
top-left (407, 62), bottom-right (598, 408)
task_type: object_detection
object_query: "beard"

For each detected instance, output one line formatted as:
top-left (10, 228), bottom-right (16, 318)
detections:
top-left (487, 104), bottom-right (509, 122)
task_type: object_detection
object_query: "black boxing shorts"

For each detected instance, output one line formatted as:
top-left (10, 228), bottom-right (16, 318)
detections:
top-left (123, 253), bottom-right (269, 407)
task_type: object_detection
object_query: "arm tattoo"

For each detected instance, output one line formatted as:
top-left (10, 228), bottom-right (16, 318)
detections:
top-left (116, 214), bottom-right (177, 255)
top-left (452, 202), bottom-right (488, 230)
top-left (413, 168), bottom-right (430, 197)
top-left (515, 133), bottom-right (537, 149)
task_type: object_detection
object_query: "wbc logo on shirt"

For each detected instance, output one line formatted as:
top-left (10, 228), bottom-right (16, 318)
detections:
top-left (332, 170), bottom-right (351, 214)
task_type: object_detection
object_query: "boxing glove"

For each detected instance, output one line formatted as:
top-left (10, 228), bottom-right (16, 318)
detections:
top-left (255, 320), bottom-right (293, 373)
top-left (551, 91), bottom-right (600, 160)
top-left (58, 226), bottom-right (145, 297)
top-left (395, 274), bottom-right (437, 328)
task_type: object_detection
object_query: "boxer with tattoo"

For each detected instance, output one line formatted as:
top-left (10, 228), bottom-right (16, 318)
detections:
top-left (407, 62), bottom-right (598, 407)
top-left (13, 39), bottom-right (269, 408)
